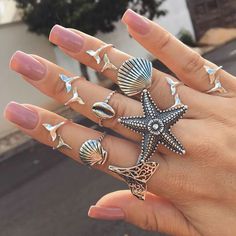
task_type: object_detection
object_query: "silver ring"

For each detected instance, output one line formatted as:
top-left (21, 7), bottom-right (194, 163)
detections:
top-left (53, 135), bottom-right (72, 150)
top-left (165, 77), bottom-right (183, 95)
top-left (42, 121), bottom-right (72, 150)
top-left (204, 65), bottom-right (227, 94)
top-left (117, 58), bottom-right (152, 96)
top-left (101, 54), bottom-right (117, 72)
top-left (204, 65), bottom-right (223, 84)
top-left (92, 91), bottom-right (116, 127)
top-left (86, 44), bottom-right (113, 64)
top-left (42, 121), bottom-right (66, 142)
top-left (206, 78), bottom-right (227, 94)
top-left (64, 87), bottom-right (85, 106)
top-left (59, 74), bottom-right (81, 93)
top-left (79, 133), bottom-right (108, 167)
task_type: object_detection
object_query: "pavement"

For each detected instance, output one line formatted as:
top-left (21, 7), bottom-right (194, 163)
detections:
top-left (0, 118), bottom-right (165, 236)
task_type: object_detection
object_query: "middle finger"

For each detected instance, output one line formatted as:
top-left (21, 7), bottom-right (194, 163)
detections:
top-left (49, 25), bottom-right (207, 116)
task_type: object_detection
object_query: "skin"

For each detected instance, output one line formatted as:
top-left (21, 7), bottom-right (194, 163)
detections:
top-left (4, 9), bottom-right (236, 236)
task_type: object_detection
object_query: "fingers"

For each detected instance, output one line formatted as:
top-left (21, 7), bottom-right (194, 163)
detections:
top-left (49, 24), bottom-right (127, 83)
top-left (88, 190), bottom-right (198, 236)
top-left (10, 51), bottom-right (142, 141)
top-left (3, 103), bottom-right (211, 203)
top-left (4, 102), bottom-right (172, 197)
top-left (48, 25), bottom-right (208, 113)
top-left (122, 9), bottom-right (236, 96)
top-left (10, 51), bottom-right (198, 156)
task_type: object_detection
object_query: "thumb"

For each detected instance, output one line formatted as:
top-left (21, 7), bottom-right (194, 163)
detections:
top-left (88, 190), bottom-right (197, 236)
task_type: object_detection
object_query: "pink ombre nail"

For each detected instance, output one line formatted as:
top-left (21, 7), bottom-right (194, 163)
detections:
top-left (4, 102), bottom-right (38, 129)
top-left (122, 9), bottom-right (150, 35)
top-left (88, 206), bottom-right (125, 221)
top-left (49, 25), bottom-right (84, 53)
top-left (10, 51), bottom-right (46, 81)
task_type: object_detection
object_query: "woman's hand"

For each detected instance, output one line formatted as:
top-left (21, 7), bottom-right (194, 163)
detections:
top-left (4, 9), bottom-right (236, 236)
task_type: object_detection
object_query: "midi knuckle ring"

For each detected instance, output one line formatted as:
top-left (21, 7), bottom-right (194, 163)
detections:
top-left (58, 74), bottom-right (86, 106)
top-left (79, 133), bottom-right (108, 167)
top-left (92, 90), bottom-right (117, 127)
top-left (204, 65), bottom-right (227, 94)
top-left (42, 120), bottom-right (72, 150)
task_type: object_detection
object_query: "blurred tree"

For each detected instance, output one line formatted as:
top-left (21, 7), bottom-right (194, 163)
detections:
top-left (177, 28), bottom-right (196, 47)
top-left (14, 0), bottom-right (167, 79)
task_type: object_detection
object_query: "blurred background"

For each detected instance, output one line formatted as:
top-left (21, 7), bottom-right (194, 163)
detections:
top-left (0, 0), bottom-right (236, 235)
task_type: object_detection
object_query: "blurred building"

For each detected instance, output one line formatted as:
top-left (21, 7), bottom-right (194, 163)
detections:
top-left (187, 0), bottom-right (236, 39)
top-left (0, 0), bottom-right (194, 138)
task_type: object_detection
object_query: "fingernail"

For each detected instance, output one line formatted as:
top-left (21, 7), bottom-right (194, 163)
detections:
top-left (49, 25), bottom-right (84, 53)
top-left (88, 206), bottom-right (125, 221)
top-left (10, 51), bottom-right (46, 81)
top-left (4, 102), bottom-right (38, 129)
top-left (122, 9), bottom-right (150, 35)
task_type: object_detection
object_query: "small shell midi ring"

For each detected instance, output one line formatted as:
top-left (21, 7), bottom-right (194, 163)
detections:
top-left (79, 133), bottom-right (108, 167)
top-left (92, 91), bottom-right (116, 127)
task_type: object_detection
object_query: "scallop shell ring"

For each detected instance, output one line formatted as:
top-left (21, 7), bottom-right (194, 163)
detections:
top-left (117, 58), bottom-right (153, 96)
top-left (92, 91), bottom-right (116, 127)
top-left (79, 133), bottom-right (108, 167)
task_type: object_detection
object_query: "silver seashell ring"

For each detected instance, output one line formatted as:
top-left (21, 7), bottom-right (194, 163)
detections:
top-left (92, 90), bottom-right (116, 127)
top-left (79, 133), bottom-right (108, 167)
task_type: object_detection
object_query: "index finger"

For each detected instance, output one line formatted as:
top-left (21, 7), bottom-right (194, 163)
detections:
top-left (122, 9), bottom-right (236, 95)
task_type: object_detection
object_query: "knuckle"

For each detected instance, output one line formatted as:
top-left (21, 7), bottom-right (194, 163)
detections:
top-left (139, 211), bottom-right (159, 232)
top-left (191, 136), bottom-right (220, 164)
top-left (190, 134), bottom-right (223, 164)
top-left (183, 52), bottom-right (204, 74)
top-left (155, 32), bottom-right (172, 51)
top-left (194, 138), bottom-right (213, 156)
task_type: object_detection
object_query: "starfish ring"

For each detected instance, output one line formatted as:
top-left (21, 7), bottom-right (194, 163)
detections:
top-left (109, 57), bottom-right (188, 200)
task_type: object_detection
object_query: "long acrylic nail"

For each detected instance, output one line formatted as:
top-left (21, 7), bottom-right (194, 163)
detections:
top-left (88, 206), bottom-right (125, 220)
top-left (122, 9), bottom-right (150, 35)
top-left (4, 102), bottom-right (38, 129)
top-left (49, 25), bottom-right (84, 53)
top-left (10, 51), bottom-right (46, 81)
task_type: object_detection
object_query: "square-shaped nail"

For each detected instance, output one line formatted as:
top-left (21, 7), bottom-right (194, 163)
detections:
top-left (49, 25), bottom-right (84, 53)
top-left (122, 9), bottom-right (150, 35)
top-left (4, 102), bottom-right (38, 129)
top-left (10, 51), bottom-right (46, 81)
top-left (88, 206), bottom-right (125, 220)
